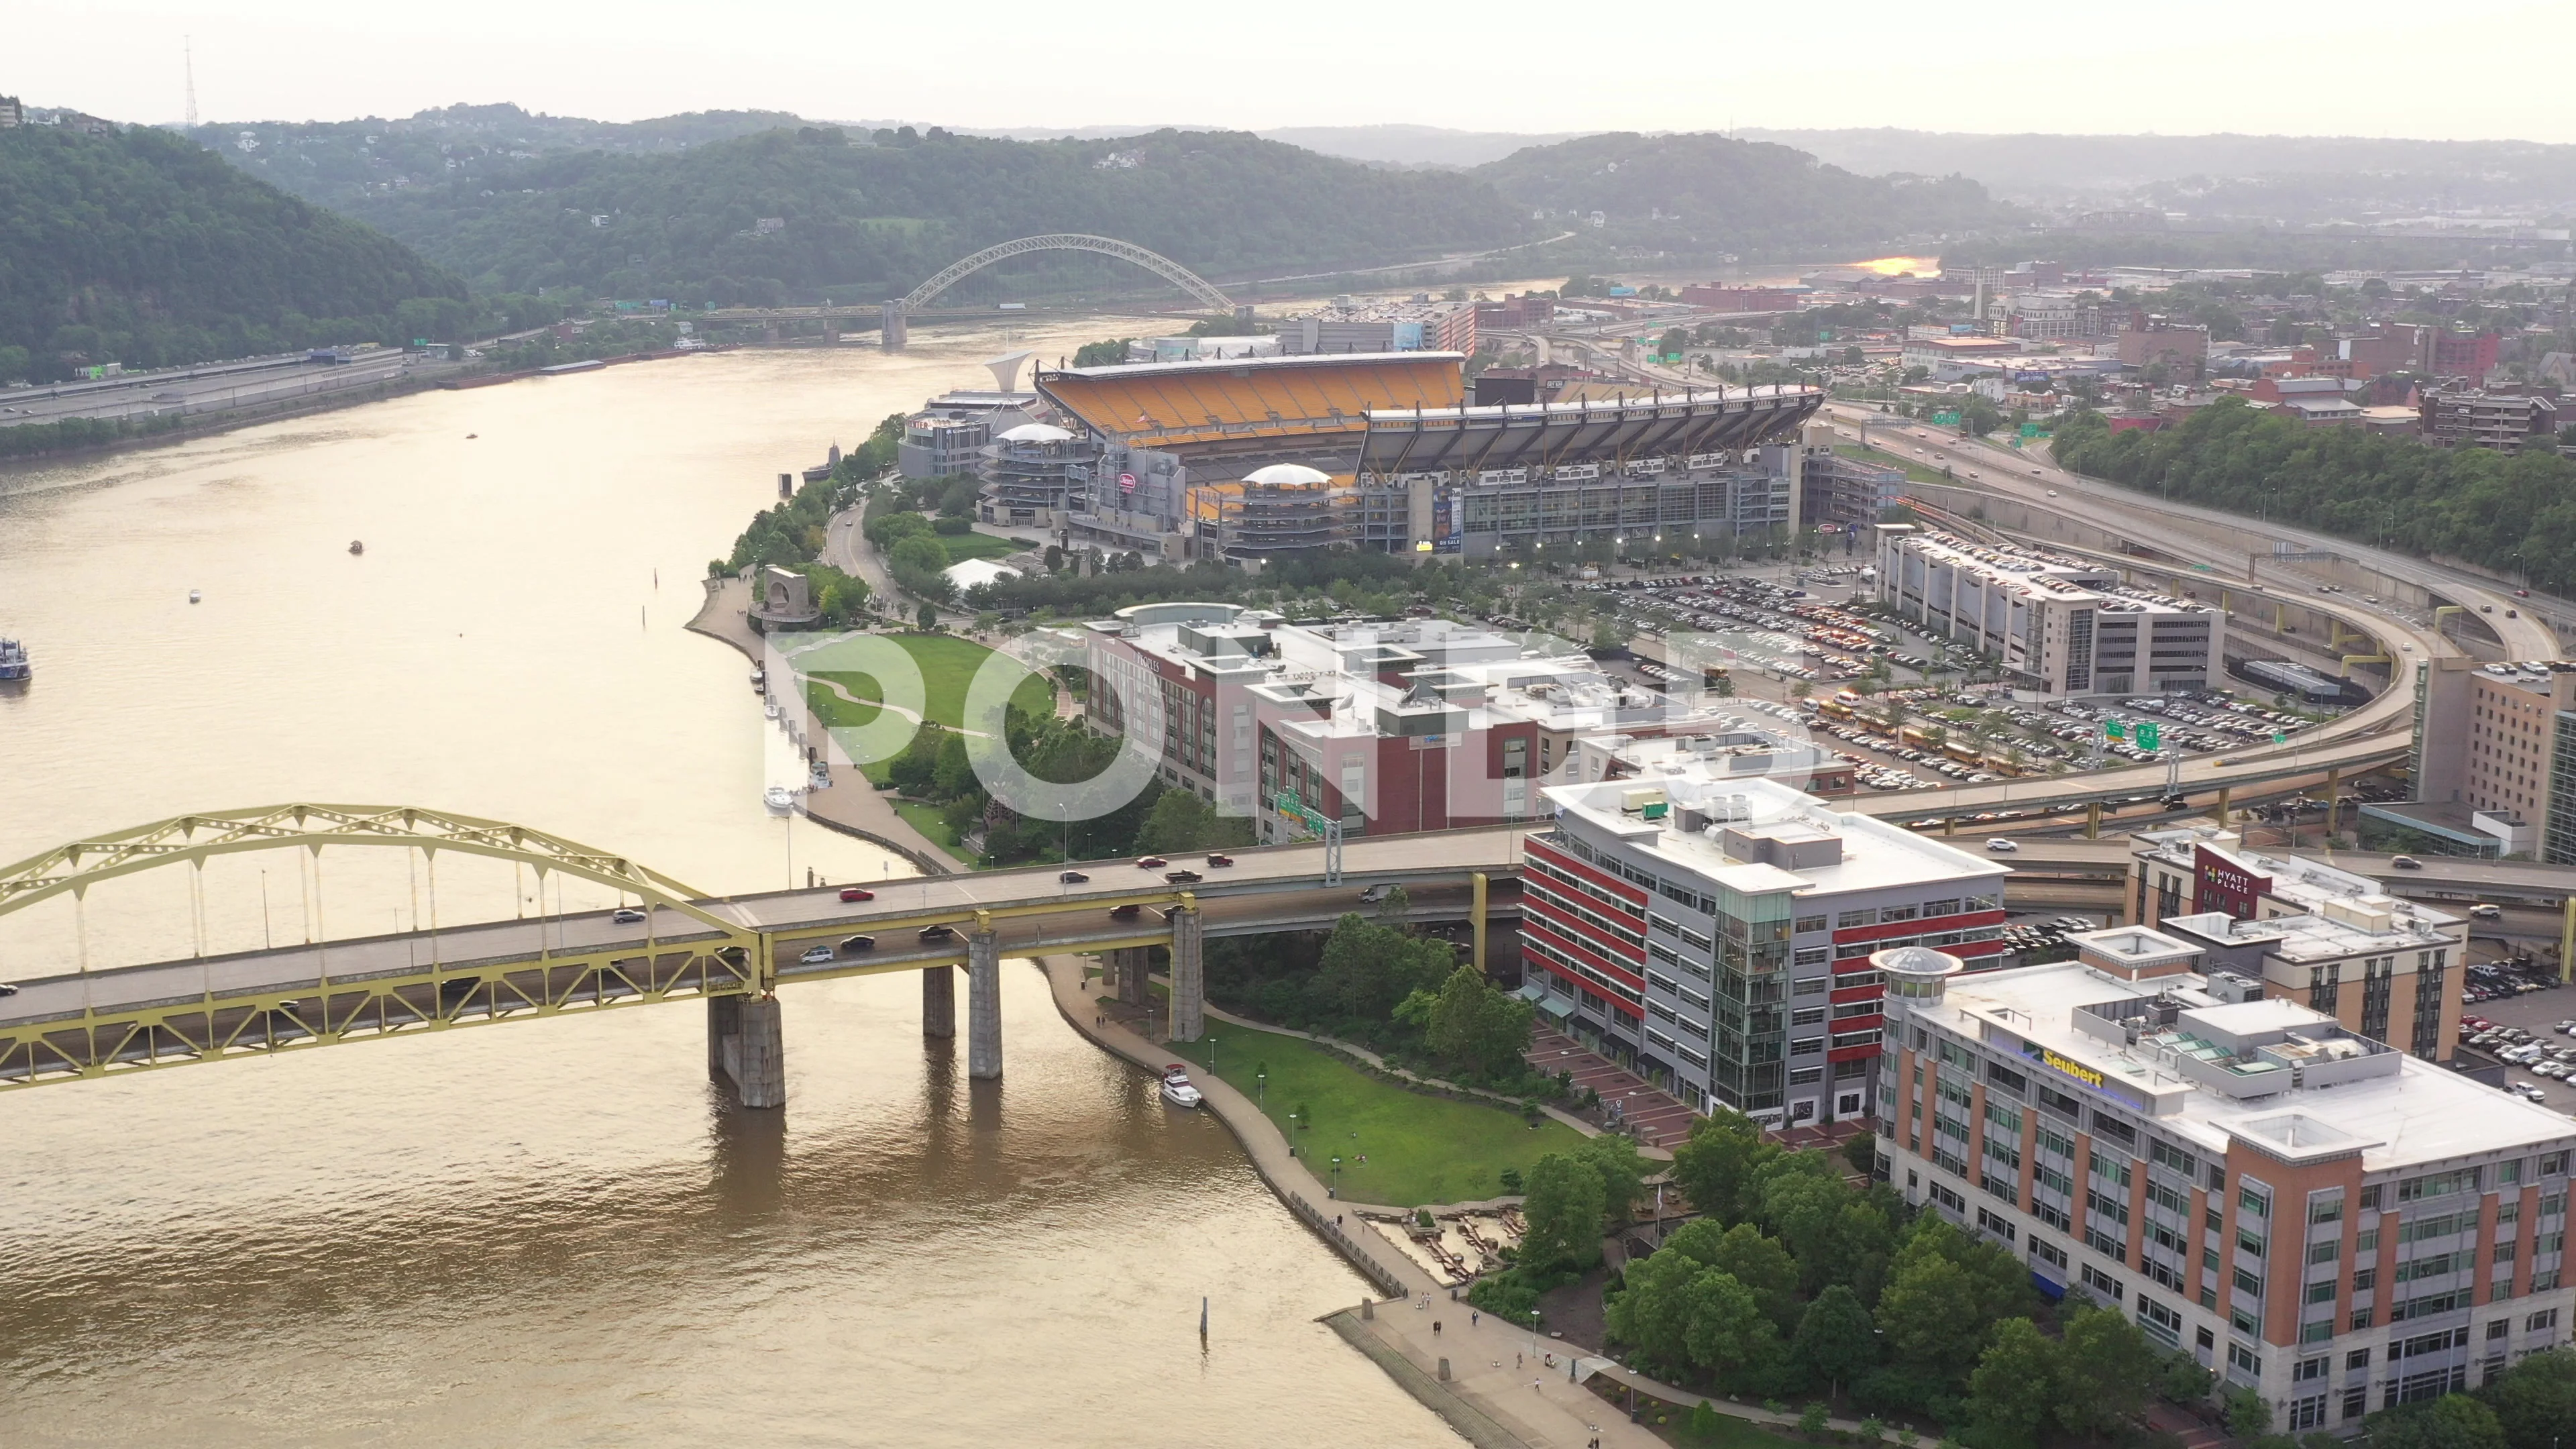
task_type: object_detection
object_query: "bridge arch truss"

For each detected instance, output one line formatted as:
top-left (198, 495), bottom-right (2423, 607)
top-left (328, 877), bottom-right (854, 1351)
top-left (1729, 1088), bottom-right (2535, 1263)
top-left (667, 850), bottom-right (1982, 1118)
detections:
top-left (0, 805), bottom-right (762, 1090)
top-left (898, 234), bottom-right (1234, 315)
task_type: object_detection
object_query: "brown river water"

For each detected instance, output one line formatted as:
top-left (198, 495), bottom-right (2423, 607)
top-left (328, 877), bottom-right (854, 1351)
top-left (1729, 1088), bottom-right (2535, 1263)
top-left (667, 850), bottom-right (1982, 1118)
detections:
top-left (0, 321), bottom-right (1461, 1447)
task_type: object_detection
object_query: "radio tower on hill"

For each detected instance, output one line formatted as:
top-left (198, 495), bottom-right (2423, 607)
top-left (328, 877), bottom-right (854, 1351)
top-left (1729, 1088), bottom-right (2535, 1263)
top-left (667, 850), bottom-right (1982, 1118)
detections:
top-left (184, 36), bottom-right (198, 128)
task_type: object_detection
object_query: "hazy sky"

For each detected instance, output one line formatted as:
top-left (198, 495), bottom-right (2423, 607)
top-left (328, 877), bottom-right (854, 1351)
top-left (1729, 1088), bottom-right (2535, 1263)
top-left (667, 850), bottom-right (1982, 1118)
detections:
top-left (17, 0), bottom-right (2576, 144)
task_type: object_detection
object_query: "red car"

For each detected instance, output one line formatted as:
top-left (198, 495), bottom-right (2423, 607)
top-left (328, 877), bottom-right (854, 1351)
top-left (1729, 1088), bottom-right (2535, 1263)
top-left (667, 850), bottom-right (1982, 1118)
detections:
top-left (838, 887), bottom-right (875, 902)
top-left (1205, 853), bottom-right (1234, 867)
top-left (1135, 856), bottom-right (1167, 869)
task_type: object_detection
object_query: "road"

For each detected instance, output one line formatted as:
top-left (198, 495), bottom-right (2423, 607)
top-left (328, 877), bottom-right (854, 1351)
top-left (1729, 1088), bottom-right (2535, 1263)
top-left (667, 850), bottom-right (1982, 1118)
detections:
top-left (1830, 406), bottom-right (2562, 661)
top-left (0, 351), bottom-right (429, 428)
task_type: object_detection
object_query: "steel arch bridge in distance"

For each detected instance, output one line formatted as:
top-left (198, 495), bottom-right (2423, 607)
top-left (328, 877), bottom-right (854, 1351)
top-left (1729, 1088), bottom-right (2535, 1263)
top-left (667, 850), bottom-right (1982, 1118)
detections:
top-left (896, 234), bottom-right (1235, 314)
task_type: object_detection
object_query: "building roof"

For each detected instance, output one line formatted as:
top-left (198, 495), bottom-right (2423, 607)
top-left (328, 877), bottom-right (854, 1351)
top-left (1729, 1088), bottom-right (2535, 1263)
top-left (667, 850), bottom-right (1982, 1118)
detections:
top-left (1034, 352), bottom-right (1464, 451)
top-left (1546, 772), bottom-right (2009, 901)
top-left (1354, 385), bottom-right (1821, 474)
top-left (1925, 960), bottom-right (2573, 1170)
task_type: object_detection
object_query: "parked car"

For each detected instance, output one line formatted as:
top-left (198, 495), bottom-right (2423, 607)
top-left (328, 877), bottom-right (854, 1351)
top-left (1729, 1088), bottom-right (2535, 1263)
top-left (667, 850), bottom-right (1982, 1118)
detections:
top-left (839, 887), bottom-right (875, 902)
top-left (798, 945), bottom-right (836, 964)
top-left (612, 908), bottom-right (646, 924)
top-left (1059, 870), bottom-right (1090, 883)
top-left (839, 934), bottom-right (876, 953)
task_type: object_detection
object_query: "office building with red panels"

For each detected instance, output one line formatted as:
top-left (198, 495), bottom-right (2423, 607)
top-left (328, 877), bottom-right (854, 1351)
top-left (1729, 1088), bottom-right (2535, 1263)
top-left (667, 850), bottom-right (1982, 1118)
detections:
top-left (1521, 771), bottom-right (2010, 1130)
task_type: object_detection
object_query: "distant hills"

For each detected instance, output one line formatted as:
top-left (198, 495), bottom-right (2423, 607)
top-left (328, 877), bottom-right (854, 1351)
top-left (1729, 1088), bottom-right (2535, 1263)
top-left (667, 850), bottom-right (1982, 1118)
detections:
top-left (189, 108), bottom-right (2026, 304)
top-left (0, 123), bottom-right (466, 383)
top-left (1471, 132), bottom-right (2017, 253)
top-left (311, 124), bottom-right (1533, 303)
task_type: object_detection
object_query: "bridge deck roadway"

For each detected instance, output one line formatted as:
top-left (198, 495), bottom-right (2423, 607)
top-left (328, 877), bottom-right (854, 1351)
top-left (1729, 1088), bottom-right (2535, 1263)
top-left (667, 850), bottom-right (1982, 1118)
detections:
top-left (0, 828), bottom-right (1535, 1030)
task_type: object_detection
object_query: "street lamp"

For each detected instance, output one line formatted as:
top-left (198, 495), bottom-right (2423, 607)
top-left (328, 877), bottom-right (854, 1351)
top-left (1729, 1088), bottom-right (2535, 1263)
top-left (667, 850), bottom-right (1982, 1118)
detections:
top-left (1330, 1155), bottom-right (1342, 1198)
top-left (1256, 1069), bottom-right (1267, 1105)
top-left (1529, 1308), bottom-right (1542, 1359)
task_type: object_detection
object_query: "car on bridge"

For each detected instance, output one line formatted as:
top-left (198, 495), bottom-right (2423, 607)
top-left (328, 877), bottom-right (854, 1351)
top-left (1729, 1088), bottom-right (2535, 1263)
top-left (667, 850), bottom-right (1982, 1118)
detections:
top-left (612, 908), bottom-right (646, 924)
top-left (918, 924), bottom-right (956, 942)
top-left (1059, 870), bottom-right (1089, 883)
top-left (1135, 855), bottom-right (1167, 869)
top-left (839, 887), bottom-right (875, 902)
top-left (840, 934), bottom-right (876, 953)
top-left (799, 945), bottom-right (836, 965)
top-left (1108, 904), bottom-right (1141, 920)
top-left (1987, 839), bottom-right (2019, 853)
top-left (1166, 869), bottom-right (1203, 884)
top-left (1205, 854), bottom-right (1234, 868)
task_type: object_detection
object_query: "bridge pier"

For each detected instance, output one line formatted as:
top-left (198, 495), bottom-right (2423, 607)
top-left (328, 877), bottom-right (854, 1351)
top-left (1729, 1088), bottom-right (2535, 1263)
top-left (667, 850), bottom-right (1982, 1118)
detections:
top-left (1114, 947), bottom-right (1147, 1006)
top-left (922, 964), bottom-right (956, 1038)
top-left (1170, 902), bottom-right (1205, 1043)
top-left (708, 993), bottom-right (786, 1109)
top-left (967, 930), bottom-right (1002, 1079)
top-left (879, 301), bottom-right (908, 350)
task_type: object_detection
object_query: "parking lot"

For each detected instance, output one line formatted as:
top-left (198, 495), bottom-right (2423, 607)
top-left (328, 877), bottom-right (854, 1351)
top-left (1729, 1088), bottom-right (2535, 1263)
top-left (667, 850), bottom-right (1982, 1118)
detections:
top-left (2454, 969), bottom-right (2576, 1113)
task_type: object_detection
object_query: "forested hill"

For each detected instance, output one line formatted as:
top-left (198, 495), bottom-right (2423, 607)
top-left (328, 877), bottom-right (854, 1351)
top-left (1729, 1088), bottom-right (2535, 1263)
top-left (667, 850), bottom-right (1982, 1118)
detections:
top-left (1472, 132), bottom-right (2019, 255)
top-left (329, 126), bottom-right (1536, 305)
top-left (0, 123), bottom-right (468, 382)
top-left (191, 103), bottom-right (810, 213)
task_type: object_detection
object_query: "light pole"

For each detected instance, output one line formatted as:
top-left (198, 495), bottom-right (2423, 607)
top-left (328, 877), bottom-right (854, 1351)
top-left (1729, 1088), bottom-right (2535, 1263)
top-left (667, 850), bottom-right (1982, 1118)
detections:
top-left (1330, 1155), bottom-right (1342, 1199)
top-left (1256, 1069), bottom-right (1267, 1106)
top-left (1529, 1308), bottom-right (1542, 1360)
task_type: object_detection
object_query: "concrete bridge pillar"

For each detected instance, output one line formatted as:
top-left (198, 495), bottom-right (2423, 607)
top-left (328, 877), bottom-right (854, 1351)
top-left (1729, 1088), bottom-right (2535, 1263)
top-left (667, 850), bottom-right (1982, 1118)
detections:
top-left (1170, 903), bottom-right (1205, 1043)
top-left (967, 930), bottom-right (1002, 1079)
top-left (1113, 947), bottom-right (1146, 1006)
top-left (879, 301), bottom-right (908, 350)
top-left (708, 993), bottom-right (786, 1108)
top-left (922, 964), bottom-right (956, 1038)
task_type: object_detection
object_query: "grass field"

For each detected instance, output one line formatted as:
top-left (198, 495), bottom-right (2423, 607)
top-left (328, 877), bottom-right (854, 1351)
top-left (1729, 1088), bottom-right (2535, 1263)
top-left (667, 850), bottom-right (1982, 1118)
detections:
top-left (1161, 1018), bottom-right (1587, 1208)
top-left (934, 531), bottom-right (1027, 563)
top-left (804, 633), bottom-right (1053, 735)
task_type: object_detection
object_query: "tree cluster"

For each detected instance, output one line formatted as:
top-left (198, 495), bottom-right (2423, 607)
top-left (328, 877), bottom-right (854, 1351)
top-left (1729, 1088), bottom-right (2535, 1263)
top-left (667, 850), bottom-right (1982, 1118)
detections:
top-left (2356, 1348), bottom-right (2576, 1449)
top-left (1609, 1110), bottom-right (2206, 1446)
top-left (0, 124), bottom-right (471, 380)
top-left (2055, 399), bottom-right (2576, 594)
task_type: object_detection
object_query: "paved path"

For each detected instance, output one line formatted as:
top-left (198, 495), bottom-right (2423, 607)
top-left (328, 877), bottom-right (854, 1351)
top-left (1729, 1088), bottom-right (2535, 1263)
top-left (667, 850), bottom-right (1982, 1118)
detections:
top-left (1526, 1026), bottom-right (1699, 1149)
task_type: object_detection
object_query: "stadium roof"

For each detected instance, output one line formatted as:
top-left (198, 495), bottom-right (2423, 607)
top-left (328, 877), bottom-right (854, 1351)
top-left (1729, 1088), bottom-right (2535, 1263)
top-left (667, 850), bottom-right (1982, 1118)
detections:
top-left (1355, 386), bottom-right (1823, 475)
top-left (1036, 352), bottom-right (1464, 451)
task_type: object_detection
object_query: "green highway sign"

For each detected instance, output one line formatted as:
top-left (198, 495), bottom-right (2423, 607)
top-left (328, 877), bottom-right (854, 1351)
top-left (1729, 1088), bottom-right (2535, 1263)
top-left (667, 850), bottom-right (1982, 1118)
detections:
top-left (2103, 719), bottom-right (2127, 742)
top-left (1273, 790), bottom-right (1331, 835)
top-left (1932, 411), bottom-right (1961, 427)
top-left (2135, 721), bottom-right (2162, 751)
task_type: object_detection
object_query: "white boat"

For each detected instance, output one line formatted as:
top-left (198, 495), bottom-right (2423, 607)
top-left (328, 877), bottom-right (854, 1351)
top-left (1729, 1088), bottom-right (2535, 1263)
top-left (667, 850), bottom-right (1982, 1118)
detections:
top-left (765, 699), bottom-right (782, 720)
top-left (763, 786), bottom-right (795, 812)
top-left (188, 590), bottom-right (201, 604)
top-left (1159, 1064), bottom-right (1203, 1108)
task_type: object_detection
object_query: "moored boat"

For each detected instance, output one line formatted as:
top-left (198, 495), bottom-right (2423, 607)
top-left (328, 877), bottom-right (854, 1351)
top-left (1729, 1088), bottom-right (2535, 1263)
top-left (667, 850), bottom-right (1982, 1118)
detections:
top-left (0, 637), bottom-right (29, 682)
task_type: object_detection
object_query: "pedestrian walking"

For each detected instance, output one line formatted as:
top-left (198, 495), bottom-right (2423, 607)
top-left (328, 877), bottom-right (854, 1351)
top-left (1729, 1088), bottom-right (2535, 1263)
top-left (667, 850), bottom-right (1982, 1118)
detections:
top-left (1470, 1310), bottom-right (1479, 1328)
top-left (1433, 1321), bottom-right (1442, 1336)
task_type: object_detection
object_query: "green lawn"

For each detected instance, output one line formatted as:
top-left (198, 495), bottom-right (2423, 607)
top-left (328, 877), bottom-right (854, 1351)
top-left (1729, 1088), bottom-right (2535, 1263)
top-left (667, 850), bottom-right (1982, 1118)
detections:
top-left (804, 633), bottom-right (1053, 734)
top-left (1161, 1018), bottom-right (1588, 1208)
top-left (935, 531), bottom-right (1028, 563)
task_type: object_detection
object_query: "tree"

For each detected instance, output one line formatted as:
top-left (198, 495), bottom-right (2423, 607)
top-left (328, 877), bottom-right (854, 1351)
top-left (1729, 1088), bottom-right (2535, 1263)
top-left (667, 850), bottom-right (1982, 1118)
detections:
top-left (1518, 1152), bottom-right (1607, 1273)
top-left (1312, 913), bottom-right (1450, 1020)
top-left (1670, 1109), bottom-right (1782, 1226)
top-left (1874, 1254), bottom-right (1982, 1383)
top-left (1840, 1131), bottom-right (1876, 1176)
top-left (916, 602), bottom-right (938, 630)
top-left (1134, 789), bottom-right (1251, 854)
top-left (1790, 1285), bottom-right (1879, 1399)
top-left (1964, 1319), bottom-right (2059, 1449)
top-left (1706, 1223), bottom-right (1803, 1334)
top-left (2224, 1386), bottom-right (2274, 1438)
top-left (1420, 964), bottom-right (1538, 1079)
top-left (2053, 1301), bottom-right (2159, 1439)
top-left (1684, 1270), bottom-right (1784, 1393)
top-left (1578, 1134), bottom-right (1650, 1225)
top-left (2369, 1395), bottom-right (2509, 1449)
top-left (1760, 1169), bottom-right (1851, 1289)
top-left (2486, 1348), bottom-right (2576, 1449)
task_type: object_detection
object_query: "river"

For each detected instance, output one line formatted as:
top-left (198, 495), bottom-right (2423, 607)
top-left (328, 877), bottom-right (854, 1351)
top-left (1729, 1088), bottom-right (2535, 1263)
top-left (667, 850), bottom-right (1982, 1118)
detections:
top-left (0, 322), bottom-right (1462, 1447)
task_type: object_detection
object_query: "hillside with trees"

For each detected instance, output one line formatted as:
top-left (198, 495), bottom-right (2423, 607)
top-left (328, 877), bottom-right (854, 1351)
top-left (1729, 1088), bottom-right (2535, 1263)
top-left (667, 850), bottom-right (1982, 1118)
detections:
top-left (320, 125), bottom-right (1535, 304)
top-left (0, 123), bottom-right (470, 382)
top-left (1472, 132), bottom-right (2019, 257)
top-left (2053, 400), bottom-right (2576, 593)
